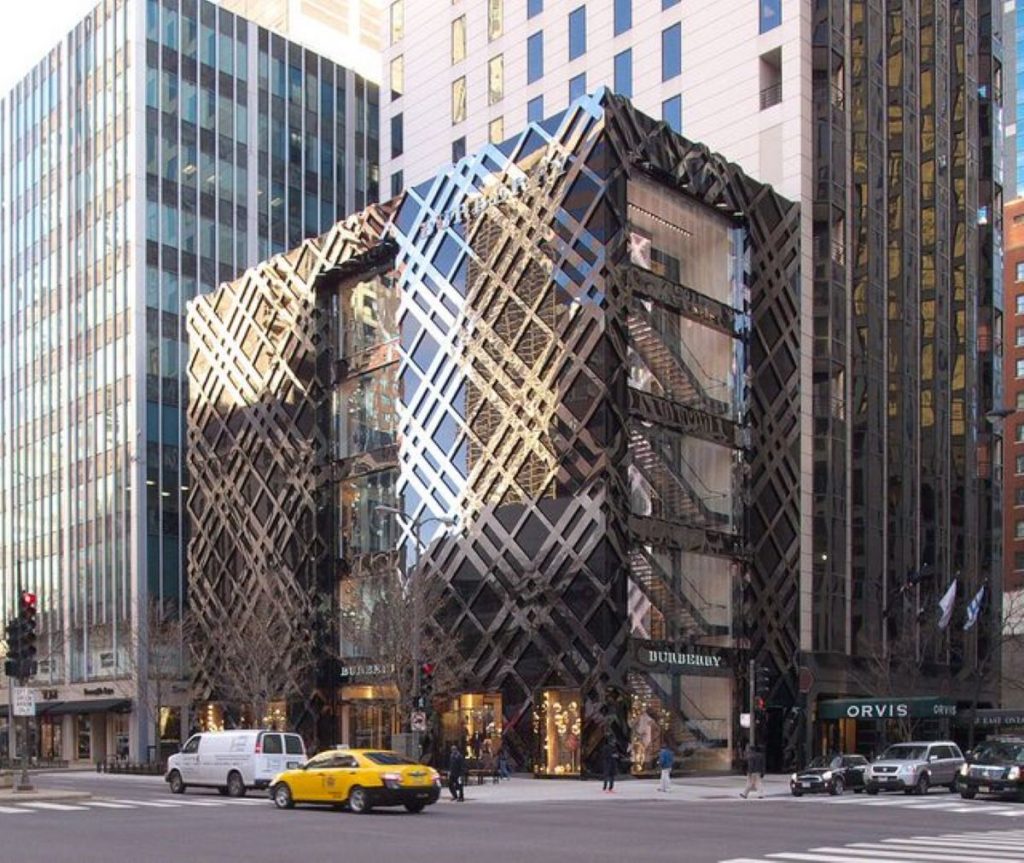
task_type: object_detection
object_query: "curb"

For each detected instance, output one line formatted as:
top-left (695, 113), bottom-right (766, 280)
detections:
top-left (0, 790), bottom-right (92, 804)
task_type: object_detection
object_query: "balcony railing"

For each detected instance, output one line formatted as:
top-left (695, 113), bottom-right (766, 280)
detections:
top-left (760, 82), bottom-right (783, 110)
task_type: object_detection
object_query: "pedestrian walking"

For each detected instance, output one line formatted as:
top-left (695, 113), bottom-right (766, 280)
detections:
top-left (601, 736), bottom-right (619, 793)
top-left (739, 743), bottom-right (765, 799)
top-left (448, 744), bottom-right (466, 801)
top-left (497, 745), bottom-right (512, 780)
top-left (657, 744), bottom-right (674, 792)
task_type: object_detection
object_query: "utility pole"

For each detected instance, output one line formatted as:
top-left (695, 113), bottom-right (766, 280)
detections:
top-left (748, 658), bottom-right (756, 749)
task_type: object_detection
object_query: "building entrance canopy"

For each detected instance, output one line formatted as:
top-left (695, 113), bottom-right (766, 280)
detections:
top-left (818, 696), bottom-right (956, 720)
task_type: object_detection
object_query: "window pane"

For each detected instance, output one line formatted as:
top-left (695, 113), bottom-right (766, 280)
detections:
top-left (452, 136), bottom-right (466, 162)
top-left (1017, 325), bottom-right (1024, 346)
top-left (614, 0), bottom-right (631, 36)
top-left (569, 73), bottom-right (586, 103)
top-left (489, 55), bottom-right (504, 104)
top-left (663, 0), bottom-right (679, 6)
top-left (528, 0), bottom-right (543, 17)
top-left (662, 95), bottom-right (681, 133)
top-left (569, 6), bottom-right (586, 60)
top-left (452, 76), bottom-right (466, 124)
top-left (662, 24), bottom-right (681, 81)
top-left (390, 0), bottom-right (404, 44)
top-left (489, 116), bottom-right (504, 143)
top-left (759, 0), bottom-right (781, 33)
top-left (391, 170), bottom-right (403, 197)
top-left (390, 55), bottom-right (404, 100)
top-left (527, 95), bottom-right (544, 123)
top-left (452, 16), bottom-right (466, 64)
top-left (488, 0), bottom-right (503, 40)
top-left (528, 32), bottom-right (544, 84)
top-left (1017, 261), bottom-right (1024, 281)
top-left (391, 113), bottom-right (403, 158)
top-left (614, 49), bottom-right (632, 98)
top-left (1017, 294), bottom-right (1024, 314)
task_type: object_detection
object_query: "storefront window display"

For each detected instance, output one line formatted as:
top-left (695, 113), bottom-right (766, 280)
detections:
top-left (442, 693), bottom-right (503, 759)
top-left (340, 685), bottom-right (400, 750)
top-left (198, 703), bottom-right (225, 732)
top-left (76, 714), bottom-right (92, 760)
top-left (39, 716), bottom-right (62, 761)
top-left (536, 689), bottom-right (582, 775)
top-left (628, 687), bottom-right (670, 773)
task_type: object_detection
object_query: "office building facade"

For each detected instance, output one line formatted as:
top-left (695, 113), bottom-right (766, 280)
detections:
top-left (188, 90), bottom-right (801, 772)
top-left (0, 0), bottom-right (378, 762)
top-left (383, 0), bottom-right (1004, 764)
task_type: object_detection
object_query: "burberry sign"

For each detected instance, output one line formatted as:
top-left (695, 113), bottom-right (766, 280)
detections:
top-left (632, 640), bottom-right (732, 676)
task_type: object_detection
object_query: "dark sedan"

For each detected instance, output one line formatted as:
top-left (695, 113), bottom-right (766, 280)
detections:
top-left (790, 754), bottom-right (868, 796)
top-left (958, 738), bottom-right (1024, 802)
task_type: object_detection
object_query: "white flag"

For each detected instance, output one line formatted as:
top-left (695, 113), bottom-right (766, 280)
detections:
top-left (938, 579), bottom-right (958, 630)
top-left (963, 585), bottom-right (987, 631)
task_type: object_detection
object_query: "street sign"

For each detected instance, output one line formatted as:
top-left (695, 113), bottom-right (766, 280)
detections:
top-left (12, 687), bottom-right (35, 717)
top-left (411, 711), bottom-right (427, 732)
top-left (739, 712), bottom-right (751, 729)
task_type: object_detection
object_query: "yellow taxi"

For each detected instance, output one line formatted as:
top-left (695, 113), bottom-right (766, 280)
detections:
top-left (269, 748), bottom-right (441, 813)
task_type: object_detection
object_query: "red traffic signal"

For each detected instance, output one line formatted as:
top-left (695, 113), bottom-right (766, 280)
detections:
top-left (755, 696), bottom-right (766, 712)
top-left (20, 591), bottom-right (37, 614)
top-left (421, 662), bottom-right (435, 678)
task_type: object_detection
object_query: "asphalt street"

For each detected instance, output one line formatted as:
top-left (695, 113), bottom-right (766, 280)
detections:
top-left (4, 771), bottom-right (1024, 863)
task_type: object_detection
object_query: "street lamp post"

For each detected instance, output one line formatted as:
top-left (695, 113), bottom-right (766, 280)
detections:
top-left (374, 506), bottom-right (456, 719)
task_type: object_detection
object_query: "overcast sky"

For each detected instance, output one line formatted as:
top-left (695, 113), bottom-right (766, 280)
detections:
top-left (1, 0), bottom-right (132, 94)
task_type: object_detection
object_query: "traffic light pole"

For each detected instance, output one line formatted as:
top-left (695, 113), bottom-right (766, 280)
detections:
top-left (748, 658), bottom-right (756, 749)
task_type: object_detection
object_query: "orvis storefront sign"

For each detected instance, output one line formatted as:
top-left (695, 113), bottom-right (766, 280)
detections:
top-left (818, 696), bottom-right (957, 721)
top-left (631, 640), bottom-right (732, 676)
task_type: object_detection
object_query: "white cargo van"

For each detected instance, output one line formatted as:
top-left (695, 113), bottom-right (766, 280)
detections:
top-left (164, 730), bottom-right (306, 797)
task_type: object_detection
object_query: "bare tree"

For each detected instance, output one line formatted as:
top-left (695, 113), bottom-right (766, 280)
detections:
top-left (340, 560), bottom-right (461, 732)
top-left (196, 583), bottom-right (320, 731)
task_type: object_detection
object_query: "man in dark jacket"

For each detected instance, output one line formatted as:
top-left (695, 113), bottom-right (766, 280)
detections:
top-left (448, 745), bottom-right (465, 801)
top-left (740, 743), bottom-right (765, 799)
top-left (601, 736), bottom-right (619, 792)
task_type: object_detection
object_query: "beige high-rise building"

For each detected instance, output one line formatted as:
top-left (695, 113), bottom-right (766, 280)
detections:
top-left (221, 0), bottom-right (382, 82)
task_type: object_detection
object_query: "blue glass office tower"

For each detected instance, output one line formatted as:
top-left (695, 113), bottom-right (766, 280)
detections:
top-left (0, 0), bottom-right (378, 762)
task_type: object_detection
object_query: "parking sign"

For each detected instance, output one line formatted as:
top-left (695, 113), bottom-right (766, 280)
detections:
top-left (12, 687), bottom-right (35, 717)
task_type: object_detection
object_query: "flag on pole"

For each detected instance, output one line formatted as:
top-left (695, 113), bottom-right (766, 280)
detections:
top-left (938, 578), bottom-right (958, 630)
top-left (963, 584), bottom-right (987, 631)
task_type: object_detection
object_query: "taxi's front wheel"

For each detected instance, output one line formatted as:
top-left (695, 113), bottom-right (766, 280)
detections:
top-left (348, 786), bottom-right (371, 814)
top-left (272, 783), bottom-right (294, 810)
top-left (404, 802), bottom-right (426, 813)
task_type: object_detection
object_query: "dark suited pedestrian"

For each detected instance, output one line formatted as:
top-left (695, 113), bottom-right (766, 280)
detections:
top-left (740, 743), bottom-right (765, 799)
top-left (448, 744), bottom-right (466, 801)
top-left (601, 736), bottom-right (619, 793)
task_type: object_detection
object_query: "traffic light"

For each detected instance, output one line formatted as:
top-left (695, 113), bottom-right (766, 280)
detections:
top-left (420, 662), bottom-right (436, 704)
top-left (4, 616), bottom-right (23, 678)
top-left (754, 665), bottom-right (772, 700)
top-left (19, 591), bottom-right (37, 679)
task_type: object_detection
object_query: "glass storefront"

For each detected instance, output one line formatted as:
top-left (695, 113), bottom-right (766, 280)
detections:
top-left (76, 715), bottom-right (91, 760)
top-left (535, 689), bottom-right (582, 776)
top-left (338, 271), bottom-right (399, 359)
top-left (340, 685), bottom-right (399, 749)
top-left (339, 469), bottom-right (399, 559)
top-left (442, 692), bottom-right (503, 759)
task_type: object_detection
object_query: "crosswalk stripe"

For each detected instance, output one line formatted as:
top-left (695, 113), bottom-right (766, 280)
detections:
top-left (881, 838), bottom-right (1024, 857)
top-left (159, 799), bottom-right (224, 807)
top-left (0, 805), bottom-right (33, 814)
top-left (18, 802), bottom-right (88, 812)
top-left (84, 801), bottom-right (135, 809)
top-left (108, 799), bottom-right (182, 808)
top-left (809, 846), bottom-right (1011, 862)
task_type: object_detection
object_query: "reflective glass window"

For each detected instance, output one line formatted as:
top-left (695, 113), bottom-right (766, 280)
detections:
top-left (339, 272), bottom-right (400, 357)
top-left (488, 55), bottom-right (504, 104)
top-left (569, 72), bottom-right (586, 103)
top-left (339, 469), bottom-right (399, 558)
top-left (488, 0), bottom-right (503, 41)
top-left (662, 95), bottom-right (681, 133)
top-left (527, 95), bottom-right (544, 123)
top-left (527, 32), bottom-right (544, 84)
top-left (662, 24), bottom-right (681, 81)
top-left (760, 0), bottom-right (781, 32)
top-left (391, 113), bottom-right (403, 158)
top-left (335, 367), bottom-right (398, 458)
top-left (614, 0), bottom-right (631, 35)
top-left (528, 0), bottom-right (543, 17)
top-left (452, 16), bottom-right (466, 64)
top-left (614, 49), bottom-right (632, 98)
top-left (390, 55), bottom-right (404, 100)
top-left (452, 76), bottom-right (467, 124)
top-left (489, 116), bottom-right (504, 143)
top-left (568, 6), bottom-right (586, 60)
top-left (390, 0), bottom-right (404, 44)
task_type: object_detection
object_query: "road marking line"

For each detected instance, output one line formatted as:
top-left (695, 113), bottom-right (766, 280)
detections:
top-left (880, 838), bottom-right (1024, 856)
top-left (0, 805), bottom-right (34, 814)
top-left (950, 806), bottom-right (1011, 813)
top-left (835, 842), bottom-right (1021, 861)
top-left (216, 798), bottom-right (270, 805)
top-left (108, 799), bottom-right (182, 808)
top-left (18, 802), bottom-right (89, 811)
top-left (159, 799), bottom-right (225, 807)
top-left (84, 801), bottom-right (136, 809)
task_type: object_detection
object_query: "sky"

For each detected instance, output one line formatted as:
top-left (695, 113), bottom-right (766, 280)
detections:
top-left (0, 0), bottom-right (122, 94)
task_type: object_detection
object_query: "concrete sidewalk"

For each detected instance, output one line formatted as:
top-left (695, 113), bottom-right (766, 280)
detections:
top-left (446, 773), bottom-right (792, 805)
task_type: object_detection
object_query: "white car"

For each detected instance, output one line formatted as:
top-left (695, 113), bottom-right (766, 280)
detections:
top-left (164, 730), bottom-right (306, 797)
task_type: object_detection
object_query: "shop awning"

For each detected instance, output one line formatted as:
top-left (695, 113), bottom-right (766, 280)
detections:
top-left (818, 696), bottom-right (957, 720)
top-left (42, 699), bottom-right (131, 716)
top-left (0, 698), bottom-right (131, 718)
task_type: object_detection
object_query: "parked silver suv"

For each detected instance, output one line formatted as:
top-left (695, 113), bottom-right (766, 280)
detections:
top-left (864, 741), bottom-right (964, 795)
